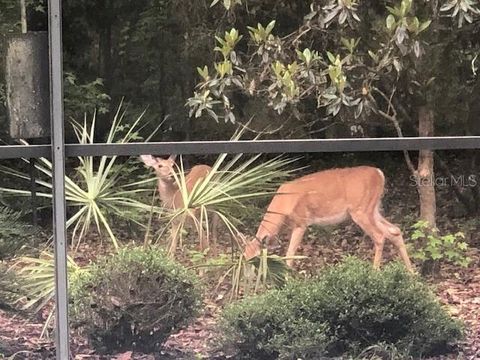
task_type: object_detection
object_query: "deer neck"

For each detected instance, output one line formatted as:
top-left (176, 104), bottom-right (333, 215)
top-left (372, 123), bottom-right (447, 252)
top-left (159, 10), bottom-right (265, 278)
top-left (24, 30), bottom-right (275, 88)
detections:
top-left (156, 177), bottom-right (178, 207)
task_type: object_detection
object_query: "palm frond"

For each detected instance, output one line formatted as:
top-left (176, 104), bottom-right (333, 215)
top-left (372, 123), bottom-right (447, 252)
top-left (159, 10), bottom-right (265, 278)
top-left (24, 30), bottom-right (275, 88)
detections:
top-left (0, 104), bottom-right (161, 250)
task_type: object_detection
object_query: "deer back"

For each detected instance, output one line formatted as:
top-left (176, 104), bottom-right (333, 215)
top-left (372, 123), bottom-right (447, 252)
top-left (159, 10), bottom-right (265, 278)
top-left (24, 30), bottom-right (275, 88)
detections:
top-left (264, 166), bottom-right (385, 229)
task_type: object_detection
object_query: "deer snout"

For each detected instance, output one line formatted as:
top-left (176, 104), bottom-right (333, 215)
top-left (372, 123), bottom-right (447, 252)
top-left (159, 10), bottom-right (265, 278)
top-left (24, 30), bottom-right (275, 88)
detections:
top-left (243, 240), bottom-right (262, 261)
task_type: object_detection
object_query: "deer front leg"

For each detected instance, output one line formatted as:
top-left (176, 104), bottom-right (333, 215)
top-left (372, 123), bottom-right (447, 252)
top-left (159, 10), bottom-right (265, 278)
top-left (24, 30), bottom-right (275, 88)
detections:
top-left (372, 238), bottom-right (385, 269)
top-left (168, 220), bottom-right (182, 256)
top-left (209, 213), bottom-right (220, 256)
top-left (285, 226), bottom-right (306, 267)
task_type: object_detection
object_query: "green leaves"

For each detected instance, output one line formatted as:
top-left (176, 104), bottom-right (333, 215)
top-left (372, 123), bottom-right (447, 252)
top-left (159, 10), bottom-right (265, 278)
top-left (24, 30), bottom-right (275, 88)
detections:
top-left (418, 19), bottom-right (432, 33)
top-left (0, 207), bottom-right (35, 260)
top-left (187, 27), bottom-right (245, 123)
top-left (326, 52), bottom-right (347, 93)
top-left (386, 14), bottom-right (396, 30)
top-left (215, 28), bottom-right (242, 59)
top-left (247, 20), bottom-right (276, 44)
top-left (296, 48), bottom-right (320, 66)
top-left (407, 17), bottom-right (431, 35)
top-left (322, 0), bottom-right (360, 27)
top-left (270, 60), bottom-right (301, 99)
top-left (385, 0), bottom-right (431, 52)
top-left (409, 221), bottom-right (471, 269)
top-left (64, 72), bottom-right (110, 117)
top-left (210, 0), bottom-right (242, 10)
top-left (340, 37), bottom-right (360, 54)
top-left (214, 60), bottom-right (233, 78)
top-left (196, 65), bottom-right (209, 81)
top-left (440, 0), bottom-right (480, 28)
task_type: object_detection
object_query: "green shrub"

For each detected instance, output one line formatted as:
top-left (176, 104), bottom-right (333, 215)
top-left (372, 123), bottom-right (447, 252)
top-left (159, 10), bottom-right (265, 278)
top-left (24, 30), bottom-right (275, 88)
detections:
top-left (0, 207), bottom-right (34, 260)
top-left (70, 246), bottom-right (202, 353)
top-left (220, 258), bottom-right (462, 359)
top-left (409, 220), bottom-right (471, 270)
top-left (0, 263), bottom-right (23, 309)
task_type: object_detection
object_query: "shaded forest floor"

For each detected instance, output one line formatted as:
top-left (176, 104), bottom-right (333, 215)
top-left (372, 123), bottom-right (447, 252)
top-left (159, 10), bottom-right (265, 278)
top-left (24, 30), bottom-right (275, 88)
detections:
top-left (1, 162), bottom-right (480, 359)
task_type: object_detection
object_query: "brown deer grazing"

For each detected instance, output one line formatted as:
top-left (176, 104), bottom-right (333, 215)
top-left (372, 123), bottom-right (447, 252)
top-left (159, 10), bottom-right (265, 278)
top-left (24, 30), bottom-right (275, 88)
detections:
top-left (243, 166), bottom-right (413, 272)
top-left (141, 154), bottom-right (218, 254)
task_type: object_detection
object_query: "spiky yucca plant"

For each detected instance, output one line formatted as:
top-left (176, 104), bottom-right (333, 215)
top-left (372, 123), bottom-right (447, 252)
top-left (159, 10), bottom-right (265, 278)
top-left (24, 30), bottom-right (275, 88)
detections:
top-left (13, 251), bottom-right (85, 337)
top-left (0, 104), bottom-right (160, 250)
top-left (193, 248), bottom-right (306, 300)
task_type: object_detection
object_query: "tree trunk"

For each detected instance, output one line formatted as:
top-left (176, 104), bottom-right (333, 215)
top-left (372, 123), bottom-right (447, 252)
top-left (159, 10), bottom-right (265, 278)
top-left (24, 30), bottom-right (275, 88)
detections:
top-left (417, 106), bottom-right (437, 229)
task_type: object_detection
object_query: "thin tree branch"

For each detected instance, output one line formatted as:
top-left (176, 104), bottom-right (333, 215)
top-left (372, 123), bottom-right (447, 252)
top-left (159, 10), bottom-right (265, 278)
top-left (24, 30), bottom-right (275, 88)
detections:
top-left (370, 87), bottom-right (417, 176)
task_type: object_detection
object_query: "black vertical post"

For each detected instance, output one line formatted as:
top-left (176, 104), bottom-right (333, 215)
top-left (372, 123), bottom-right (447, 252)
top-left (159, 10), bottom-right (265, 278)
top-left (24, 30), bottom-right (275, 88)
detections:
top-left (29, 158), bottom-right (37, 226)
top-left (48, 0), bottom-right (70, 358)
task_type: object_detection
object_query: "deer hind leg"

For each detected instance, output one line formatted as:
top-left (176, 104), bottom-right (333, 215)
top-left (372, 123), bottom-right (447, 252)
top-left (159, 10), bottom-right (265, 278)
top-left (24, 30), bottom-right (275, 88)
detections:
top-left (375, 216), bottom-right (414, 272)
top-left (285, 226), bottom-right (306, 267)
top-left (350, 212), bottom-right (385, 269)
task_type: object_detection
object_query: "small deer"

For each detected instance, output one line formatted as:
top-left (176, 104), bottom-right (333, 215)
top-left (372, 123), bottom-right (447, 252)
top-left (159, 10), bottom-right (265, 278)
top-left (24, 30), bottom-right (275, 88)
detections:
top-left (141, 154), bottom-right (218, 254)
top-left (243, 166), bottom-right (413, 272)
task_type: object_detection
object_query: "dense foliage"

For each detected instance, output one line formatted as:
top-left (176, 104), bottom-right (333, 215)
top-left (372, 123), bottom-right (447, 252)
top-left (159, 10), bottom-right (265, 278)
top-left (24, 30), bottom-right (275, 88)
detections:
top-left (70, 246), bottom-right (202, 353)
top-left (0, 207), bottom-right (34, 260)
top-left (408, 220), bottom-right (471, 271)
top-left (0, 107), bottom-right (157, 249)
top-left (0, 263), bottom-right (22, 310)
top-left (187, 0), bottom-right (479, 137)
top-left (1, 0), bottom-right (480, 218)
top-left (220, 258), bottom-right (463, 359)
top-left (0, 1), bottom-right (477, 139)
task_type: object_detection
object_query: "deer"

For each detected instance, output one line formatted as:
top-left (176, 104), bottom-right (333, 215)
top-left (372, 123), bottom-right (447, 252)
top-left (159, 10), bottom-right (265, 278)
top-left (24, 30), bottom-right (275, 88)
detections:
top-left (140, 154), bottom-right (218, 255)
top-left (243, 166), bottom-right (414, 272)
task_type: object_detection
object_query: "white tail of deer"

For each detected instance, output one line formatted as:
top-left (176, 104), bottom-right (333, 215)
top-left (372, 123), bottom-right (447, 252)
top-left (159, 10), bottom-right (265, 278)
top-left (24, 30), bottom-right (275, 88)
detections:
top-left (141, 154), bottom-right (218, 254)
top-left (243, 166), bottom-right (413, 272)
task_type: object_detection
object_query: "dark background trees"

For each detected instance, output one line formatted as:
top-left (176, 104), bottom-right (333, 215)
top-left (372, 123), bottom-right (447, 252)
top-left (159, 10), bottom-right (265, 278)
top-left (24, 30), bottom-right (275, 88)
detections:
top-left (1, 0), bottom-right (480, 222)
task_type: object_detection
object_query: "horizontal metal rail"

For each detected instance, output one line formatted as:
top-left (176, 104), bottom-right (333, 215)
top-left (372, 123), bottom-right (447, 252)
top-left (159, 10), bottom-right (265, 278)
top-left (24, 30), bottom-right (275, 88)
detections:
top-left (0, 136), bottom-right (480, 159)
top-left (0, 144), bottom-right (50, 158)
top-left (65, 137), bottom-right (480, 157)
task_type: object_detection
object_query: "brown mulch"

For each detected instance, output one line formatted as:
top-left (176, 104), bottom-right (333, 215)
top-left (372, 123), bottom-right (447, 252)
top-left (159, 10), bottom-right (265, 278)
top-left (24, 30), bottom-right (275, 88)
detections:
top-left (1, 249), bottom-right (479, 360)
top-left (2, 201), bottom-right (480, 358)
top-left (434, 259), bottom-right (480, 360)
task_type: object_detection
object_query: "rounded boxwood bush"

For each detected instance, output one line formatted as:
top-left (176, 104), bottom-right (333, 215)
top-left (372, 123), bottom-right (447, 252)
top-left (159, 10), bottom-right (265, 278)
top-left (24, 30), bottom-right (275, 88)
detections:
top-left (70, 246), bottom-right (202, 353)
top-left (220, 258), bottom-right (463, 359)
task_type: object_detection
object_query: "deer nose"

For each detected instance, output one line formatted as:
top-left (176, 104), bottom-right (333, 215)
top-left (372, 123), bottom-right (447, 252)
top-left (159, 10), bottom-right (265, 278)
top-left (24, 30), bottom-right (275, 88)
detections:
top-left (243, 243), bottom-right (260, 260)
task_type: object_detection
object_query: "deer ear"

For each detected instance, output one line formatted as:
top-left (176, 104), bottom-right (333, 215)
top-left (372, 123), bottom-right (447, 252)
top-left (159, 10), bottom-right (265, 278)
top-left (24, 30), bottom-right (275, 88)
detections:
top-left (168, 154), bottom-right (177, 162)
top-left (140, 155), bottom-right (158, 167)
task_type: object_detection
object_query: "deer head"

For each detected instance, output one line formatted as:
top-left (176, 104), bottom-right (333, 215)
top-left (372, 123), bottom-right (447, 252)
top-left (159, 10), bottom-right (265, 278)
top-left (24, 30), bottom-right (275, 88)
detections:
top-left (243, 235), bottom-right (270, 261)
top-left (140, 154), bottom-right (177, 179)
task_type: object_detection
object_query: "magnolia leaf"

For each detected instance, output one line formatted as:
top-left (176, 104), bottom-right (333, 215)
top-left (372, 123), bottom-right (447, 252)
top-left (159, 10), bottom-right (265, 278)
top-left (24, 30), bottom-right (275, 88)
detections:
top-left (418, 19), bottom-right (432, 33)
top-left (440, 1), bottom-right (457, 12)
top-left (326, 51), bottom-right (336, 64)
top-left (386, 14), bottom-right (396, 30)
top-left (266, 20), bottom-right (276, 34)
